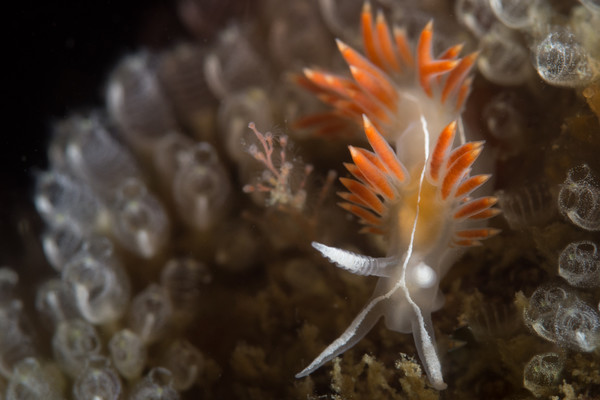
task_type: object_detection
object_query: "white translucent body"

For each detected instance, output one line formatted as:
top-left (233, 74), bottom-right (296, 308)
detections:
top-left (299, 109), bottom-right (475, 390)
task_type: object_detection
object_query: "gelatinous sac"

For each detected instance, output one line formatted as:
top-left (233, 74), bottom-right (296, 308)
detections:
top-left (294, 4), bottom-right (499, 390)
top-left (558, 241), bottom-right (600, 288)
top-left (558, 164), bottom-right (600, 231)
top-left (523, 283), bottom-right (600, 352)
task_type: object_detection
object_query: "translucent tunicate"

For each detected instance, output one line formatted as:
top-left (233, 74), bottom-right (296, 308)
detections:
top-left (172, 142), bottom-right (231, 231)
top-left (523, 283), bottom-right (572, 342)
top-left (203, 24), bottom-right (271, 99)
top-left (558, 164), bottom-right (600, 231)
top-left (108, 329), bottom-right (147, 380)
top-left (157, 43), bottom-right (216, 138)
top-left (535, 29), bottom-right (595, 88)
top-left (35, 279), bottom-right (80, 331)
top-left (152, 132), bottom-right (195, 190)
top-left (0, 268), bottom-right (19, 306)
top-left (318, 0), bottom-right (369, 45)
top-left (73, 356), bottom-right (122, 400)
top-left (106, 51), bottom-right (179, 154)
top-left (41, 226), bottom-right (84, 272)
top-left (34, 171), bottom-right (108, 236)
top-left (489, 0), bottom-right (538, 30)
top-left (455, 0), bottom-right (496, 37)
top-left (553, 298), bottom-right (600, 352)
top-left (558, 241), bottom-right (600, 288)
top-left (62, 237), bottom-right (131, 324)
top-left (128, 367), bottom-right (180, 400)
top-left (268, 1), bottom-right (332, 68)
top-left (218, 87), bottom-right (273, 165)
top-left (523, 352), bottom-right (563, 397)
top-left (62, 113), bottom-right (141, 194)
top-left (52, 319), bottom-right (102, 379)
top-left (482, 91), bottom-right (526, 158)
top-left (160, 258), bottom-right (211, 319)
top-left (128, 284), bottom-right (173, 345)
top-left (110, 178), bottom-right (170, 258)
top-left (0, 301), bottom-right (37, 379)
top-left (496, 182), bottom-right (555, 229)
top-left (6, 358), bottom-right (65, 400)
top-left (478, 24), bottom-right (531, 86)
top-left (160, 340), bottom-right (204, 391)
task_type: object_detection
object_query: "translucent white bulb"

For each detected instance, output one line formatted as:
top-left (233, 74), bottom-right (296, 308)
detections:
top-left (160, 340), bottom-right (204, 391)
top-left (110, 178), bottom-right (170, 259)
top-left (6, 358), bottom-right (65, 400)
top-left (478, 24), bottom-right (530, 86)
top-left (109, 329), bottom-right (147, 380)
top-left (128, 285), bottom-right (173, 345)
top-left (73, 356), bottom-right (123, 400)
top-left (106, 51), bottom-right (178, 154)
top-left (35, 279), bottom-right (80, 330)
top-left (535, 29), bottom-right (595, 88)
top-left (64, 113), bottom-right (141, 194)
top-left (558, 164), bottom-right (600, 231)
top-left (172, 143), bottom-right (230, 231)
top-left (42, 225), bottom-right (84, 272)
top-left (52, 319), bottom-right (102, 378)
top-left (62, 237), bottom-right (131, 324)
top-left (34, 171), bottom-right (107, 236)
top-left (558, 241), bottom-right (600, 288)
top-left (455, 0), bottom-right (496, 37)
top-left (128, 367), bottom-right (180, 400)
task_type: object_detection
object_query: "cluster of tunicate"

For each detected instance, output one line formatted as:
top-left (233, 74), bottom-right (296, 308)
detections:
top-left (16, 2), bottom-right (370, 398)
top-left (456, 0), bottom-right (600, 88)
top-left (524, 283), bottom-right (600, 352)
top-left (22, 43), bottom-right (230, 399)
top-left (558, 164), bottom-right (600, 231)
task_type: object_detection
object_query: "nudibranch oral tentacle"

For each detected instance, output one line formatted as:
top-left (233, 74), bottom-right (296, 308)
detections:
top-left (295, 2), bottom-right (499, 390)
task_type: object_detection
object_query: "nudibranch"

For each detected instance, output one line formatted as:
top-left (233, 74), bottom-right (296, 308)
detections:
top-left (295, 3), bottom-right (500, 390)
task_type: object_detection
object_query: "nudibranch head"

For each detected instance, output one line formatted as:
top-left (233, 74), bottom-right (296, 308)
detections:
top-left (296, 2), bottom-right (500, 390)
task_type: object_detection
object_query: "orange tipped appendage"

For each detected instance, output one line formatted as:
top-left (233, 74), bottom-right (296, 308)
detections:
top-left (429, 121), bottom-right (457, 182)
top-left (340, 178), bottom-right (385, 215)
top-left (455, 228), bottom-right (500, 239)
top-left (375, 11), bottom-right (401, 72)
top-left (303, 68), bottom-right (357, 96)
top-left (454, 197), bottom-right (498, 220)
top-left (361, 2), bottom-right (384, 69)
top-left (339, 202), bottom-right (382, 226)
top-left (349, 146), bottom-right (396, 200)
top-left (417, 21), bottom-right (459, 97)
top-left (349, 66), bottom-right (397, 110)
top-left (362, 116), bottom-right (406, 182)
top-left (393, 26), bottom-right (414, 68)
top-left (441, 52), bottom-right (478, 104)
top-left (455, 174), bottom-right (490, 198)
top-left (441, 146), bottom-right (482, 199)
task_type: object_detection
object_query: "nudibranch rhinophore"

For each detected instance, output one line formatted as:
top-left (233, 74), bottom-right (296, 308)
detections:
top-left (295, 3), bottom-right (500, 390)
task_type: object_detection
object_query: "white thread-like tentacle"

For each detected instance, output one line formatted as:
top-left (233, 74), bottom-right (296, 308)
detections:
top-left (312, 242), bottom-right (398, 277)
